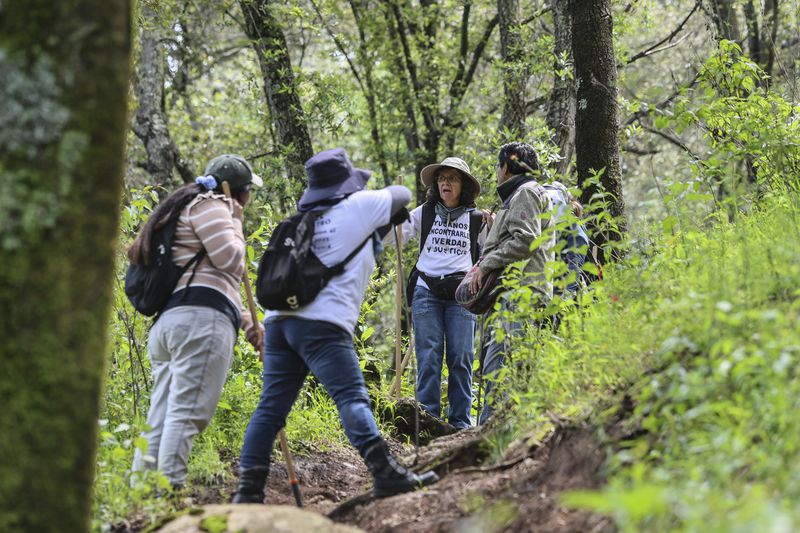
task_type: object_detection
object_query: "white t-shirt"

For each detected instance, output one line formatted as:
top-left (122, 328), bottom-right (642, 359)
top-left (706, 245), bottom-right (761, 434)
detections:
top-left (264, 189), bottom-right (392, 334)
top-left (399, 205), bottom-right (486, 289)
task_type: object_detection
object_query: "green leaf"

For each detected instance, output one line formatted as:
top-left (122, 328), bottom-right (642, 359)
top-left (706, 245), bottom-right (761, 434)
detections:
top-left (582, 262), bottom-right (599, 276)
top-left (361, 326), bottom-right (375, 341)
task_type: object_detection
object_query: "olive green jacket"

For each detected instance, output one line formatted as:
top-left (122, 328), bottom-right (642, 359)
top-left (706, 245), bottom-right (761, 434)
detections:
top-left (480, 176), bottom-right (555, 300)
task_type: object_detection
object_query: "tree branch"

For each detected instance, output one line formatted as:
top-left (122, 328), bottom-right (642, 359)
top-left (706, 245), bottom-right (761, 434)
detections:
top-left (390, 0), bottom-right (437, 133)
top-left (622, 144), bottom-right (660, 155)
top-left (462, 14), bottom-right (499, 99)
top-left (642, 124), bottom-right (698, 158)
top-left (624, 0), bottom-right (701, 66)
top-left (521, 4), bottom-right (552, 26)
top-left (525, 94), bottom-right (549, 115)
top-left (308, 0), bottom-right (366, 94)
top-left (624, 68), bottom-right (701, 127)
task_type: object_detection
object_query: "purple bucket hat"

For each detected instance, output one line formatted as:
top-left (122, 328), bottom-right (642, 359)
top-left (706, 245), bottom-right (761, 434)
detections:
top-left (298, 148), bottom-right (372, 210)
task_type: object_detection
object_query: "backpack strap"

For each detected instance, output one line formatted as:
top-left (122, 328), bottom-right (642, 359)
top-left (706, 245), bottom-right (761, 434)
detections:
top-left (154, 248), bottom-right (206, 322)
top-left (468, 211), bottom-right (483, 264)
top-left (330, 233), bottom-right (373, 274)
top-left (181, 249), bottom-right (207, 291)
top-left (418, 202), bottom-right (436, 254)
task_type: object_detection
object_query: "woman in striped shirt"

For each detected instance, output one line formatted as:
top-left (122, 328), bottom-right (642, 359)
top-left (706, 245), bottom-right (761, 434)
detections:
top-left (130, 154), bottom-right (263, 488)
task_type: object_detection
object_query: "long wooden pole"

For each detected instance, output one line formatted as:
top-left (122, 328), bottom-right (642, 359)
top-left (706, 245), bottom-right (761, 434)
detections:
top-left (393, 177), bottom-right (404, 400)
top-left (222, 180), bottom-right (303, 507)
top-left (389, 340), bottom-right (415, 397)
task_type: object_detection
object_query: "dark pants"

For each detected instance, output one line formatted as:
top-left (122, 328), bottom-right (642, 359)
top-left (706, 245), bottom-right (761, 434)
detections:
top-left (478, 313), bottom-right (524, 425)
top-left (239, 318), bottom-right (381, 469)
top-left (478, 299), bottom-right (548, 425)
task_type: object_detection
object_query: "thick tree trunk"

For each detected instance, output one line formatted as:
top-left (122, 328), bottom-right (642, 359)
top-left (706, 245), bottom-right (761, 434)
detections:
top-left (0, 1), bottom-right (131, 531)
top-left (571, 0), bottom-right (626, 248)
top-left (743, 0), bottom-right (779, 83)
top-left (763, 0), bottom-right (779, 81)
top-left (497, 0), bottom-right (527, 140)
top-left (547, 0), bottom-right (576, 177)
top-left (133, 4), bottom-right (194, 187)
top-left (709, 0), bottom-right (742, 42)
top-left (240, 0), bottom-right (314, 184)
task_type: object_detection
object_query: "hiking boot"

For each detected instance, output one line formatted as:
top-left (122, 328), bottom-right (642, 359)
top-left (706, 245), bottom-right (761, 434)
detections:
top-left (232, 465), bottom-right (269, 504)
top-left (362, 440), bottom-right (439, 498)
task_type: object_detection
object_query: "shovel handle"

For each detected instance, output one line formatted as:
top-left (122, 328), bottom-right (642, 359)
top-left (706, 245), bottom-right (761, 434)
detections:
top-left (279, 429), bottom-right (303, 507)
top-left (221, 181), bottom-right (263, 361)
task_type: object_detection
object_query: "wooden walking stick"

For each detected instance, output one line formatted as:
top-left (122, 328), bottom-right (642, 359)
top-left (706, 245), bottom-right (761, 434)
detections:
top-left (278, 429), bottom-right (303, 507)
top-left (475, 313), bottom-right (487, 423)
top-left (392, 177), bottom-right (405, 400)
top-left (222, 181), bottom-right (303, 507)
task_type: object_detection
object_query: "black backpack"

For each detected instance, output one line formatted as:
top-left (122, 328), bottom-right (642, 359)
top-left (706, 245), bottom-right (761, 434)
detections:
top-left (255, 211), bottom-right (372, 311)
top-left (124, 208), bottom-right (205, 317)
top-left (405, 204), bottom-right (483, 305)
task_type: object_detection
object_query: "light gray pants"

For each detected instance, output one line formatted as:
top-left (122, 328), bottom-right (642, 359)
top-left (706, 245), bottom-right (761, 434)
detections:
top-left (132, 306), bottom-right (236, 486)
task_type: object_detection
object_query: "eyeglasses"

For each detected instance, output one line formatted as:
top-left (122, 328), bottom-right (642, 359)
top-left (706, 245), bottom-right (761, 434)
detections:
top-left (436, 174), bottom-right (461, 184)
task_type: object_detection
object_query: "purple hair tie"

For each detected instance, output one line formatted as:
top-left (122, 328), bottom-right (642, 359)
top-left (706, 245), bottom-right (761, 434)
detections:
top-left (195, 175), bottom-right (218, 190)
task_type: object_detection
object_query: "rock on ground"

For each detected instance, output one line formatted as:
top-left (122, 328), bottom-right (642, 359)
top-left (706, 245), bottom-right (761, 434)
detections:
top-left (154, 504), bottom-right (364, 533)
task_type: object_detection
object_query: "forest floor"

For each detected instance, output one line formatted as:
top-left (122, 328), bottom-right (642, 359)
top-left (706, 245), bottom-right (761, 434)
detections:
top-left (112, 393), bottom-right (633, 533)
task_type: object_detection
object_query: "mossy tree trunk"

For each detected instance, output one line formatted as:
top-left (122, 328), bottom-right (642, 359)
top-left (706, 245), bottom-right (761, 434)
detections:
top-left (0, 1), bottom-right (131, 531)
top-left (133, 3), bottom-right (194, 187)
top-left (547, 0), bottom-right (576, 177)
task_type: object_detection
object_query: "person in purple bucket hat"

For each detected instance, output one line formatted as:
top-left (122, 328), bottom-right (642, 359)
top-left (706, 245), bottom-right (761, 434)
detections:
top-left (233, 148), bottom-right (438, 504)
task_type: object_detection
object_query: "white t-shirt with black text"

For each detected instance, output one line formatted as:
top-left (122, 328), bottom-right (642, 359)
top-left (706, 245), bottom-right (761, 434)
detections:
top-left (399, 205), bottom-right (486, 289)
top-left (264, 189), bottom-right (392, 335)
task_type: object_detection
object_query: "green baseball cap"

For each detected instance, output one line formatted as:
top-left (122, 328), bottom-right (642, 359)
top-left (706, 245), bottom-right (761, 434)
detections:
top-left (204, 154), bottom-right (263, 191)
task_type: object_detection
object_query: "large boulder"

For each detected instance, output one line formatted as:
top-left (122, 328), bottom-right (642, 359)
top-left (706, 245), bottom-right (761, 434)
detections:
top-left (154, 504), bottom-right (364, 533)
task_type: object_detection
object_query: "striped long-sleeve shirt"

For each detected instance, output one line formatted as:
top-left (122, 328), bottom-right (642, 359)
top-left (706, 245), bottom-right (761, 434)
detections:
top-left (171, 191), bottom-right (253, 331)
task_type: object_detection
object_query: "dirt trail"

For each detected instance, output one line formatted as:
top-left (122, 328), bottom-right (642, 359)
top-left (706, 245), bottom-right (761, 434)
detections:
top-left (329, 426), bottom-right (611, 532)
top-left (116, 409), bottom-right (623, 532)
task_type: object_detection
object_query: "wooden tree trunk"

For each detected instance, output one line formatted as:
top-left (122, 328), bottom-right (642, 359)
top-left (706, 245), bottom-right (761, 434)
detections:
top-left (571, 0), bottom-right (626, 247)
top-left (709, 0), bottom-right (742, 42)
top-left (743, 0), bottom-right (779, 84)
top-left (0, 1), bottom-right (131, 531)
top-left (133, 4), bottom-right (194, 187)
top-left (498, 0), bottom-right (527, 140)
top-left (240, 0), bottom-right (314, 184)
top-left (547, 0), bottom-right (576, 177)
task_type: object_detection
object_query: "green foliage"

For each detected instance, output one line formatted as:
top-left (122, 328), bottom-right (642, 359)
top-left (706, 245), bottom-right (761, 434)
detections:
top-left (662, 40), bottom-right (800, 201)
top-left (550, 192), bottom-right (800, 530)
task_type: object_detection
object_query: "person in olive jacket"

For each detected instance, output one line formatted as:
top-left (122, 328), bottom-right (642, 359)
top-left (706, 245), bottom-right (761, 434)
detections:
top-left (468, 142), bottom-right (555, 424)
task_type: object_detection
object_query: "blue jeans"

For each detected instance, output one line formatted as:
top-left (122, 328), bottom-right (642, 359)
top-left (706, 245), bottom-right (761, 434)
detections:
top-left (239, 318), bottom-right (381, 469)
top-left (479, 297), bottom-right (549, 424)
top-left (412, 285), bottom-right (476, 429)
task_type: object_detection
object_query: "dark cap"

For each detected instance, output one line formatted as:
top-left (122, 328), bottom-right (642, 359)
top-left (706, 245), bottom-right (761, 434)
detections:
top-left (204, 154), bottom-right (263, 191)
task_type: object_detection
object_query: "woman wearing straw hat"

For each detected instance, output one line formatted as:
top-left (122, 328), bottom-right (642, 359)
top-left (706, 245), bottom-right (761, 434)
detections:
top-left (397, 157), bottom-right (486, 429)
